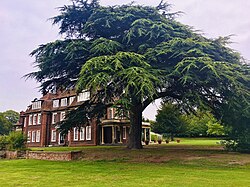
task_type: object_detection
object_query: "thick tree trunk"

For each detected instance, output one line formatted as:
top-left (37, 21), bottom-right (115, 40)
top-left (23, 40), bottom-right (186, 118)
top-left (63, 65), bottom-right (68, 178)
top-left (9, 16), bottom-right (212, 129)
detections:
top-left (127, 105), bottom-right (143, 149)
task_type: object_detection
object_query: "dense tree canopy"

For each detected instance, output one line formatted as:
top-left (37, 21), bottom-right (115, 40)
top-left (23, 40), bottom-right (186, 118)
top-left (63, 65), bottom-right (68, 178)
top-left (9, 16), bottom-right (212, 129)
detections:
top-left (152, 104), bottom-right (225, 139)
top-left (27, 0), bottom-right (250, 149)
top-left (0, 110), bottom-right (19, 135)
top-left (183, 110), bottom-right (225, 137)
top-left (152, 102), bottom-right (186, 141)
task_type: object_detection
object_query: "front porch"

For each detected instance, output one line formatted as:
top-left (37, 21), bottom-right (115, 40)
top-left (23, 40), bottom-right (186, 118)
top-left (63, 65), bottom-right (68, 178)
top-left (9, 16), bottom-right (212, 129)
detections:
top-left (99, 120), bottom-right (151, 145)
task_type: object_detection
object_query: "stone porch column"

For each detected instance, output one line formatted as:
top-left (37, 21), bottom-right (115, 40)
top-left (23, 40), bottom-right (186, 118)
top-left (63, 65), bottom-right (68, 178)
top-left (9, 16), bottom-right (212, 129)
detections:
top-left (101, 126), bottom-right (104, 144)
top-left (112, 126), bottom-right (115, 144)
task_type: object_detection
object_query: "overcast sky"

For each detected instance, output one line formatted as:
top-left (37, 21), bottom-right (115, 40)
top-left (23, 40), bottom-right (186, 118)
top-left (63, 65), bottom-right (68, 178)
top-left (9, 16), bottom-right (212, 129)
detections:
top-left (0, 0), bottom-right (249, 120)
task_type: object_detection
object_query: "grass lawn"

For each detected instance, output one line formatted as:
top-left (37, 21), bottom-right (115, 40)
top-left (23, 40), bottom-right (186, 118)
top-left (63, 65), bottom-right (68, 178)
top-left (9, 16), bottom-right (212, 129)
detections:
top-left (0, 138), bottom-right (249, 187)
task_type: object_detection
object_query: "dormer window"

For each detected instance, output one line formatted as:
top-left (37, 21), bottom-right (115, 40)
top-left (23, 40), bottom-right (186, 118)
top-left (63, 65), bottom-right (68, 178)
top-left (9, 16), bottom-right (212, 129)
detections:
top-left (32, 101), bottom-right (41, 109)
top-left (61, 98), bottom-right (67, 107)
top-left (77, 91), bottom-right (90, 102)
top-left (53, 100), bottom-right (59, 108)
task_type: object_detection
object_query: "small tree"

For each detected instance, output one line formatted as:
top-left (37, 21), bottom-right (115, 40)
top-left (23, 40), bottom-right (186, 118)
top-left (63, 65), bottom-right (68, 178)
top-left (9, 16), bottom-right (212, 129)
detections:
top-left (152, 103), bottom-right (186, 141)
top-left (206, 121), bottom-right (225, 136)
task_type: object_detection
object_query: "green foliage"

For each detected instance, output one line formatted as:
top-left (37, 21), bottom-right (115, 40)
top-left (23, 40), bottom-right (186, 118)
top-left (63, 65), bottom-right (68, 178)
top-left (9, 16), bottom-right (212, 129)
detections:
top-left (77, 52), bottom-right (162, 103)
top-left (221, 94), bottom-right (250, 152)
top-left (183, 110), bottom-right (224, 137)
top-left (206, 121), bottom-right (224, 136)
top-left (2, 110), bottom-right (19, 124)
top-left (0, 132), bottom-right (27, 151)
top-left (0, 135), bottom-right (8, 150)
top-left (152, 103), bottom-right (186, 140)
top-left (6, 132), bottom-right (27, 150)
top-left (0, 110), bottom-right (19, 135)
top-left (0, 114), bottom-right (11, 135)
top-left (150, 134), bottom-right (157, 142)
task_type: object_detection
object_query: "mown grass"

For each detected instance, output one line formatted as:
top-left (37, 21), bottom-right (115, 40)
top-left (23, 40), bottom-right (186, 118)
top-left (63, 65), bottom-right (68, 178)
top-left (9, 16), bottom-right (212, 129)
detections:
top-left (0, 159), bottom-right (249, 187)
top-left (0, 138), bottom-right (249, 187)
top-left (30, 138), bottom-right (221, 152)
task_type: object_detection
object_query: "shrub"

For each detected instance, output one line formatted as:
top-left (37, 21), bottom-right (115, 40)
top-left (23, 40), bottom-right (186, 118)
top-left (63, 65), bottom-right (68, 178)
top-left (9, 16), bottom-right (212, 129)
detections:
top-left (220, 140), bottom-right (237, 152)
top-left (0, 135), bottom-right (8, 150)
top-left (220, 139), bottom-right (250, 153)
top-left (5, 132), bottom-right (27, 150)
top-left (150, 134), bottom-right (157, 142)
top-left (236, 142), bottom-right (250, 153)
top-left (7, 132), bottom-right (27, 150)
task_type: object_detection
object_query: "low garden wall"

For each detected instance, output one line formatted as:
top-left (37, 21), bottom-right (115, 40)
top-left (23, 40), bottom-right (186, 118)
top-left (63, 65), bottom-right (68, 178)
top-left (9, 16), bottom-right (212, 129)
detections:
top-left (5, 150), bottom-right (26, 159)
top-left (26, 150), bottom-right (83, 161)
top-left (0, 151), bottom-right (6, 159)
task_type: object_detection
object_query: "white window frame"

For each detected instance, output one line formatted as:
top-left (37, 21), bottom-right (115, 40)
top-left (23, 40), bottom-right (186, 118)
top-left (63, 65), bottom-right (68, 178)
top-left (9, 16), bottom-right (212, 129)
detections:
top-left (123, 127), bottom-right (126, 139)
top-left (80, 127), bottom-right (85, 141)
top-left (68, 131), bottom-right (71, 142)
top-left (51, 130), bottom-right (56, 142)
top-left (29, 115), bottom-right (33, 126)
top-left (32, 101), bottom-right (41, 110)
top-left (24, 117), bottom-right (27, 127)
top-left (27, 131), bottom-right (31, 143)
top-left (86, 126), bottom-right (91, 140)
top-left (77, 91), bottom-right (90, 102)
top-left (53, 99), bottom-right (59, 108)
top-left (61, 98), bottom-right (68, 107)
top-left (32, 102), bottom-right (36, 110)
top-left (33, 114), bottom-right (37, 125)
top-left (36, 130), bottom-right (40, 142)
top-left (37, 114), bottom-right (41, 124)
top-left (60, 111), bottom-right (66, 121)
top-left (32, 131), bottom-right (36, 143)
top-left (69, 96), bottom-right (75, 105)
top-left (52, 113), bottom-right (57, 124)
top-left (73, 127), bottom-right (78, 141)
top-left (108, 108), bottom-right (114, 119)
top-left (37, 101), bottom-right (41, 109)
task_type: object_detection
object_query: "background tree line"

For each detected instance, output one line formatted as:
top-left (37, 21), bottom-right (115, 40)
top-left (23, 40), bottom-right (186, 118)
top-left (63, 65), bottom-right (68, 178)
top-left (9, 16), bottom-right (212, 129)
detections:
top-left (151, 102), bottom-right (225, 140)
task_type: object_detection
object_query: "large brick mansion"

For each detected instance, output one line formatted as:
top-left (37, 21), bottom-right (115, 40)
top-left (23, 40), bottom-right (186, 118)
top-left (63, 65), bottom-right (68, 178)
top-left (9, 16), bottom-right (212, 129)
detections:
top-left (16, 89), bottom-right (150, 147)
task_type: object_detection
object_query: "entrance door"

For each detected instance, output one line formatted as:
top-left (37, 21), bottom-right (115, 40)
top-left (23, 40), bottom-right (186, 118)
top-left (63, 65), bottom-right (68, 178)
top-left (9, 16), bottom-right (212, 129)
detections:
top-left (104, 127), bottom-right (112, 144)
top-left (116, 126), bottom-right (121, 143)
top-left (58, 132), bottom-right (65, 145)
